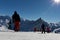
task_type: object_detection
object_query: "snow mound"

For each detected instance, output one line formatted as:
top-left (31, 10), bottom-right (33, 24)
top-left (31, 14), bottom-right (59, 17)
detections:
top-left (0, 25), bottom-right (14, 32)
top-left (53, 28), bottom-right (60, 33)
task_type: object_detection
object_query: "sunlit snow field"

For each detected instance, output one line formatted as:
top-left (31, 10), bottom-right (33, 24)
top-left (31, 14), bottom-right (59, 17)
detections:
top-left (0, 32), bottom-right (60, 40)
top-left (0, 25), bottom-right (60, 40)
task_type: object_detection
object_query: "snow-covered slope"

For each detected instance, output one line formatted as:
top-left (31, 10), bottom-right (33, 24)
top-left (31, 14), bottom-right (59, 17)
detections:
top-left (0, 32), bottom-right (60, 40)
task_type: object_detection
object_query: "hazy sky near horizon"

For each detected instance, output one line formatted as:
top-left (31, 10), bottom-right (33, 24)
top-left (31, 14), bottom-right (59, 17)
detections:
top-left (0, 0), bottom-right (60, 23)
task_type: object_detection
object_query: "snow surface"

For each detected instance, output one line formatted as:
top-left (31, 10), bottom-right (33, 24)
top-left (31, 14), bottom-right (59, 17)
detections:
top-left (0, 24), bottom-right (60, 40)
top-left (0, 32), bottom-right (60, 40)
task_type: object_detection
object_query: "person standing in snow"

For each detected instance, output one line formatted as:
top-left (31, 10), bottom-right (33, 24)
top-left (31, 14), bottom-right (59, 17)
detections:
top-left (12, 11), bottom-right (21, 32)
top-left (41, 23), bottom-right (45, 33)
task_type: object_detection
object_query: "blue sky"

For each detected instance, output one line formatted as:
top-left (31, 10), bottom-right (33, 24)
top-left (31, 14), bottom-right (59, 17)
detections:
top-left (0, 0), bottom-right (60, 23)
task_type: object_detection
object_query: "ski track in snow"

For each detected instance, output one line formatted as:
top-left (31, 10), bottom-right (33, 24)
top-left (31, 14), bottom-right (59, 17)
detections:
top-left (0, 32), bottom-right (60, 40)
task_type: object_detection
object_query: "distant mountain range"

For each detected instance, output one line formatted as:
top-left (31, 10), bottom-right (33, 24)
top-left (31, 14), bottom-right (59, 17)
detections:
top-left (0, 16), bottom-right (10, 27)
top-left (20, 18), bottom-right (49, 31)
top-left (49, 23), bottom-right (60, 31)
top-left (0, 16), bottom-right (60, 32)
top-left (19, 18), bottom-right (60, 32)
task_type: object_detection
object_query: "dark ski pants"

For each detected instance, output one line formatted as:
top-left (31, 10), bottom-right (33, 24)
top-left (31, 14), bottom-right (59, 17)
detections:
top-left (42, 29), bottom-right (45, 34)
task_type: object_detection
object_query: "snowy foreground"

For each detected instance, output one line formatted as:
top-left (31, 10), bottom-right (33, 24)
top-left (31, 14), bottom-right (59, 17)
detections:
top-left (0, 25), bottom-right (60, 40)
top-left (0, 32), bottom-right (60, 40)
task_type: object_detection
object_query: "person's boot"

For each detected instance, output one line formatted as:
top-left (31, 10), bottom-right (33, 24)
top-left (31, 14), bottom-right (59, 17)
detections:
top-left (42, 31), bottom-right (43, 34)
